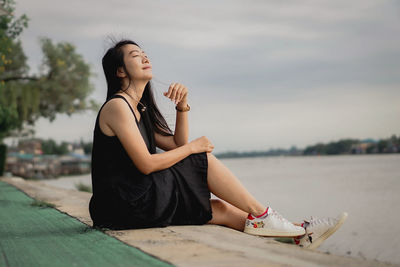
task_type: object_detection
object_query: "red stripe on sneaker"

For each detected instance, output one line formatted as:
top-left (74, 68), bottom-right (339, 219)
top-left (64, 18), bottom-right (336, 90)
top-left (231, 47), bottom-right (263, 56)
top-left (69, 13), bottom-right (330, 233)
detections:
top-left (255, 207), bottom-right (269, 218)
top-left (247, 214), bottom-right (255, 220)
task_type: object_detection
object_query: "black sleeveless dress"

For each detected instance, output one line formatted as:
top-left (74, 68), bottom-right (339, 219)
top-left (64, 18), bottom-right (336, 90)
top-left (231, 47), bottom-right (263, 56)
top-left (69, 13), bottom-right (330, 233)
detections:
top-left (88, 95), bottom-right (212, 230)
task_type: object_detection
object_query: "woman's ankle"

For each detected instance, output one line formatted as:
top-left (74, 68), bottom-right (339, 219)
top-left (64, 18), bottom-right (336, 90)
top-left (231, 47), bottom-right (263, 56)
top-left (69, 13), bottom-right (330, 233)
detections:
top-left (250, 206), bottom-right (268, 217)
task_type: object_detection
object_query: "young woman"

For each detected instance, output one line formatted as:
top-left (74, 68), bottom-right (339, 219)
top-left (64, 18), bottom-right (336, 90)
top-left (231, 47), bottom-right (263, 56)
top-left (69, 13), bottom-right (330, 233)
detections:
top-left (89, 39), bottom-right (347, 249)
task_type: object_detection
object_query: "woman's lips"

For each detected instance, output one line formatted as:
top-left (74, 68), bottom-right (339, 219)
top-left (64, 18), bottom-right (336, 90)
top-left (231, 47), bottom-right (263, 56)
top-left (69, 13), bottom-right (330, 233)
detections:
top-left (143, 66), bottom-right (152, 70)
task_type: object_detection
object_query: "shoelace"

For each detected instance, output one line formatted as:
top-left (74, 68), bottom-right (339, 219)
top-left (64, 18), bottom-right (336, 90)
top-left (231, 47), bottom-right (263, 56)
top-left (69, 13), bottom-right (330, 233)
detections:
top-left (307, 216), bottom-right (335, 227)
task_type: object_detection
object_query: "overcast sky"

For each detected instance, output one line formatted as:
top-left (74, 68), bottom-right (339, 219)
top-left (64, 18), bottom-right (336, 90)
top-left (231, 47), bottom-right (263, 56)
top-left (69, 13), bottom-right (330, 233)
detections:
top-left (7, 0), bottom-right (400, 153)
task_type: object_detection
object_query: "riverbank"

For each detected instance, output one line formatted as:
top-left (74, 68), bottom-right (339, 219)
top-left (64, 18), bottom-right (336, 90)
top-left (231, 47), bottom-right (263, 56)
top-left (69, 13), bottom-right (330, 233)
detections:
top-left (0, 176), bottom-right (391, 266)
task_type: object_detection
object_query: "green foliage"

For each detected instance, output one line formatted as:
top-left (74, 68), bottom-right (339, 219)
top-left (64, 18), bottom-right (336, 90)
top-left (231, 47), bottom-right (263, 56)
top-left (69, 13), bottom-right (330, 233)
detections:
top-left (217, 135), bottom-right (399, 159)
top-left (0, 143), bottom-right (6, 175)
top-left (0, 0), bottom-right (99, 143)
top-left (0, 0), bottom-right (29, 39)
top-left (367, 134), bottom-right (399, 154)
top-left (58, 141), bottom-right (70, 155)
top-left (377, 140), bottom-right (388, 153)
top-left (75, 182), bottom-right (92, 193)
top-left (40, 138), bottom-right (57, 154)
top-left (80, 139), bottom-right (93, 155)
top-left (304, 139), bottom-right (359, 155)
top-left (40, 138), bottom-right (69, 155)
top-left (37, 38), bottom-right (97, 121)
top-left (215, 147), bottom-right (301, 158)
top-left (30, 199), bottom-right (56, 209)
top-left (303, 135), bottom-right (400, 155)
top-left (0, 104), bottom-right (18, 140)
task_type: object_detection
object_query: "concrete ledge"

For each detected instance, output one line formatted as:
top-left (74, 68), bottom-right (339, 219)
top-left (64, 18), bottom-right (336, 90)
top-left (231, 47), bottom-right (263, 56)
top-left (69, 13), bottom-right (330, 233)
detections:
top-left (1, 177), bottom-right (390, 267)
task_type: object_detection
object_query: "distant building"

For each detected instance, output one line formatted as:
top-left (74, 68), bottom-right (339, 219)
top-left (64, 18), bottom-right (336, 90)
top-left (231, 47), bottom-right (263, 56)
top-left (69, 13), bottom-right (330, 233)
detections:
top-left (4, 138), bottom-right (93, 178)
top-left (17, 139), bottom-right (43, 155)
top-left (71, 143), bottom-right (85, 155)
top-left (58, 153), bottom-right (91, 175)
top-left (5, 152), bottom-right (90, 179)
top-left (5, 153), bottom-right (60, 179)
top-left (351, 139), bottom-right (378, 154)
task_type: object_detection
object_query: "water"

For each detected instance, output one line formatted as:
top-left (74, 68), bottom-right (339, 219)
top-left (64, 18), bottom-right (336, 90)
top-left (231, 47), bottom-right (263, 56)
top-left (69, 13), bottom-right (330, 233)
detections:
top-left (44, 154), bottom-right (400, 265)
top-left (220, 154), bottom-right (400, 265)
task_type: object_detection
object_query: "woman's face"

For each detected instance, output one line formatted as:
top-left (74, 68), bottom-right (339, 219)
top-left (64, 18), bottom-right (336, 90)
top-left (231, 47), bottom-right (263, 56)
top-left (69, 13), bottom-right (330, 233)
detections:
top-left (119, 44), bottom-right (152, 81)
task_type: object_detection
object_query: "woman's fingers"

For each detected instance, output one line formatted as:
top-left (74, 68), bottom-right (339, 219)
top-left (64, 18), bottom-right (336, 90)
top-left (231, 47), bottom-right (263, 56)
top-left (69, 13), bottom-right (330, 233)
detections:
top-left (164, 83), bottom-right (187, 104)
top-left (166, 83), bottom-right (175, 98)
top-left (176, 90), bottom-right (183, 103)
top-left (177, 85), bottom-right (188, 104)
top-left (166, 83), bottom-right (177, 101)
top-left (171, 84), bottom-right (180, 103)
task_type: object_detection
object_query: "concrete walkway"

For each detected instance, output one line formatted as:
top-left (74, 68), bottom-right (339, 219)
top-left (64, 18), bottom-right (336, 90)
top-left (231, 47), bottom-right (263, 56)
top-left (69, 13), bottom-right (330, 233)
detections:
top-left (0, 177), bottom-right (392, 267)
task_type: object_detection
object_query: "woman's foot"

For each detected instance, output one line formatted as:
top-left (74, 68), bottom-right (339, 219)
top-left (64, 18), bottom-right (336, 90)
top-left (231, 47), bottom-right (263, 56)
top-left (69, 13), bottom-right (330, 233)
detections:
top-left (244, 207), bottom-right (306, 237)
top-left (293, 212), bottom-right (348, 249)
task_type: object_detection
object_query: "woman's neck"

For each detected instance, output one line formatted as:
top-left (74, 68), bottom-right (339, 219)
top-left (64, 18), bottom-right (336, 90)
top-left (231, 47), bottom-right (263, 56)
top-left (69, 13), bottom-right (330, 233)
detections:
top-left (120, 80), bottom-right (147, 104)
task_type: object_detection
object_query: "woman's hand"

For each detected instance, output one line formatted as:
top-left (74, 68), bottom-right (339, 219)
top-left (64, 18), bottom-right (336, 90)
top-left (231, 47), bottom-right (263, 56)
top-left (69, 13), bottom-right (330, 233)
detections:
top-left (163, 83), bottom-right (188, 105)
top-left (189, 136), bottom-right (214, 154)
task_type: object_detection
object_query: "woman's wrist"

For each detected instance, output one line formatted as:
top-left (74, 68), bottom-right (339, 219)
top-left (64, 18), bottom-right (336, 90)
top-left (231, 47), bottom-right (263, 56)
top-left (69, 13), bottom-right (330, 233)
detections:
top-left (176, 98), bottom-right (188, 108)
top-left (176, 101), bottom-right (190, 112)
top-left (185, 142), bottom-right (194, 154)
top-left (175, 104), bottom-right (190, 112)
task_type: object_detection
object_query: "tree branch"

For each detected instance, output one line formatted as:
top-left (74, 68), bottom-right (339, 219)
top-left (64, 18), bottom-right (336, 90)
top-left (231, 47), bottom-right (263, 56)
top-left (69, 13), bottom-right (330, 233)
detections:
top-left (2, 76), bottom-right (39, 82)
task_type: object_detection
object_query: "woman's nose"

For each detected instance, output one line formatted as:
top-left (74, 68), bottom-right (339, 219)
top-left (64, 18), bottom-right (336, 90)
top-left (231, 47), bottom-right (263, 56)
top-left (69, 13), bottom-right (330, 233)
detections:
top-left (142, 54), bottom-right (149, 63)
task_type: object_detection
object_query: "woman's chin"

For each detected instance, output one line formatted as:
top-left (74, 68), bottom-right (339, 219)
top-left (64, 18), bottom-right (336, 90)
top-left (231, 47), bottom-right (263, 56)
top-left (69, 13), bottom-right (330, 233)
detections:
top-left (146, 74), bottom-right (153, 81)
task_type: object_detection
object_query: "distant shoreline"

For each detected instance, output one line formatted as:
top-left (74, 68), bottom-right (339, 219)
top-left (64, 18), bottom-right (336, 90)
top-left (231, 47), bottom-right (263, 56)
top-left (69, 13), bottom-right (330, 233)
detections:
top-left (215, 135), bottom-right (399, 159)
top-left (214, 151), bottom-right (400, 159)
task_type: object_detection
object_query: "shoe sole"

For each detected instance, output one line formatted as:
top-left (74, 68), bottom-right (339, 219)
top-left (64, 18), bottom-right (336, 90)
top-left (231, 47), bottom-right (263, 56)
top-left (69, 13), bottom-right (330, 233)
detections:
top-left (244, 227), bottom-right (306, 237)
top-left (306, 212), bottom-right (348, 250)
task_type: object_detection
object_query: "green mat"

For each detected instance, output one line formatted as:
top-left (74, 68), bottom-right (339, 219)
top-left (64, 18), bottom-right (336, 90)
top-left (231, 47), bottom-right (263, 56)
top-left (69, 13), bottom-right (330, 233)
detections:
top-left (0, 181), bottom-right (173, 267)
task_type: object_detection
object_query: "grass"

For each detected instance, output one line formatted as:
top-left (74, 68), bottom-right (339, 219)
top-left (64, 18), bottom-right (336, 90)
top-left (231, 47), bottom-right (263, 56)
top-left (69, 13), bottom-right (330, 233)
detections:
top-left (75, 182), bottom-right (92, 193)
top-left (30, 199), bottom-right (56, 208)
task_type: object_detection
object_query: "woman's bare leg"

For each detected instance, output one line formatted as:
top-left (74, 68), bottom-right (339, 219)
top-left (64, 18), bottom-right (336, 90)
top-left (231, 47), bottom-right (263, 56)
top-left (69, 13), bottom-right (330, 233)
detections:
top-left (206, 153), bottom-right (266, 216)
top-left (207, 199), bottom-right (248, 231)
top-left (205, 153), bottom-right (304, 231)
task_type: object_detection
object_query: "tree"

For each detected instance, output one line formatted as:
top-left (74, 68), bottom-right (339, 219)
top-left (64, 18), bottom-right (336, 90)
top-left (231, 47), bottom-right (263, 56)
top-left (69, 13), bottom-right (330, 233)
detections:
top-left (0, 0), bottom-right (29, 140)
top-left (0, 0), bottom-right (98, 175)
top-left (79, 139), bottom-right (93, 155)
top-left (377, 140), bottom-right (388, 153)
top-left (0, 0), bottom-right (98, 142)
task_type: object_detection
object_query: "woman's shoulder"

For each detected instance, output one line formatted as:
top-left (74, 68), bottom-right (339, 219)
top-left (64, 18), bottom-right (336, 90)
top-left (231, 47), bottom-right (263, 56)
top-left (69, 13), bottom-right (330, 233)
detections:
top-left (101, 95), bottom-right (131, 115)
top-left (98, 95), bottom-right (134, 135)
top-left (104, 94), bottom-right (128, 106)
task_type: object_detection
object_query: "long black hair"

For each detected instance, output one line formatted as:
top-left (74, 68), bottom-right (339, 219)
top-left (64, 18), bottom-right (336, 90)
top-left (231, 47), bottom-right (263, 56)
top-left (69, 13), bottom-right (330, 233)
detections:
top-left (102, 40), bottom-right (174, 146)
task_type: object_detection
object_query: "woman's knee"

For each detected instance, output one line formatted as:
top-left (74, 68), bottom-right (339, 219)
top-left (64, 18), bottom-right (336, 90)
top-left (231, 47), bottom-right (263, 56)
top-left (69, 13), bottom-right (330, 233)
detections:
top-left (207, 199), bottom-right (229, 225)
top-left (211, 199), bottom-right (228, 214)
top-left (206, 152), bottom-right (215, 162)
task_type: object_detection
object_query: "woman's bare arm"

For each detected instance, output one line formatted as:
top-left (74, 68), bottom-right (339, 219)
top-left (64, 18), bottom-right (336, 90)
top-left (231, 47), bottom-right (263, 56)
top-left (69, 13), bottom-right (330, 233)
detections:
top-left (154, 98), bottom-right (189, 151)
top-left (164, 83), bottom-right (189, 146)
top-left (173, 98), bottom-right (189, 146)
top-left (154, 133), bottom-right (178, 151)
top-left (103, 98), bottom-right (193, 175)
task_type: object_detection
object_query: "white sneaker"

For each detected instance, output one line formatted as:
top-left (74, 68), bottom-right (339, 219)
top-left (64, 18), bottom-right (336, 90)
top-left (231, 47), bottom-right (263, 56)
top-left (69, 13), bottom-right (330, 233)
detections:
top-left (244, 207), bottom-right (306, 237)
top-left (293, 212), bottom-right (348, 250)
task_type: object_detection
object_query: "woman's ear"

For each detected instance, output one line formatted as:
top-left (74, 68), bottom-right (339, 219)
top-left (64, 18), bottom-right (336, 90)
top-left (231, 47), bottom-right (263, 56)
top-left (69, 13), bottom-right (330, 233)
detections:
top-left (116, 67), bottom-right (126, 78)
